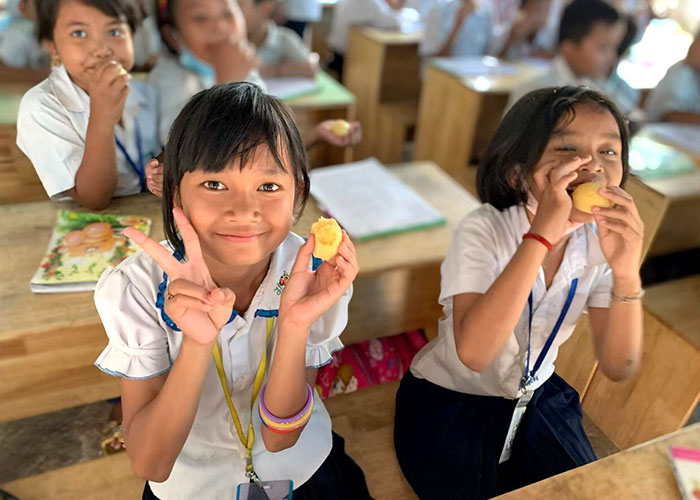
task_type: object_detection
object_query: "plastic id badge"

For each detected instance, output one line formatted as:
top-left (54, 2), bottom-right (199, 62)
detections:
top-left (236, 480), bottom-right (293, 500)
top-left (498, 391), bottom-right (533, 464)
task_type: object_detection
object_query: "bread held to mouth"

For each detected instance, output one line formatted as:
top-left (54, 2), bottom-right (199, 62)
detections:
top-left (310, 217), bottom-right (342, 260)
top-left (572, 181), bottom-right (613, 214)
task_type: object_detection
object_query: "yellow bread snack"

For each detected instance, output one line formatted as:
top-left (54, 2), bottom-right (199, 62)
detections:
top-left (330, 119), bottom-right (351, 138)
top-left (117, 65), bottom-right (128, 76)
top-left (572, 181), bottom-right (613, 214)
top-left (311, 217), bottom-right (342, 260)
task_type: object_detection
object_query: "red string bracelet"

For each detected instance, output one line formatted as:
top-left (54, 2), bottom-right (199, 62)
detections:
top-left (523, 232), bottom-right (552, 251)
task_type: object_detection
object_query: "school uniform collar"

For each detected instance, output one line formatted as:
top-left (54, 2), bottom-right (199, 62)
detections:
top-left (155, 234), bottom-right (316, 331)
top-left (551, 55), bottom-right (598, 89)
top-left (49, 64), bottom-right (89, 113)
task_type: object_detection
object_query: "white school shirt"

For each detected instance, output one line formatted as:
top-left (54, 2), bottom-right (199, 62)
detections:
top-left (258, 22), bottom-right (311, 67)
top-left (148, 52), bottom-right (266, 145)
top-left (94, 232), bottom-right (349, 499)
top-left (644, 61), bottom-right (700, 122)
top-left (420, 1), bottom-right (493, 57)
top-left (411, 203), bottom-right (613, 399)
top-left (327, 0), bottom-right (404, 54)
top-left (284, 0), bottom-right (322, 23)
top-left (505, 55), bottom-right (600, 110)
top-left (0, 17), bottom-right (49, 69)
top-left (16, 64), bottom-right (160, 200)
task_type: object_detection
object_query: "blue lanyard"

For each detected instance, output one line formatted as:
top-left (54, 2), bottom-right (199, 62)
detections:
top-left (520, 278), bottom-right (579, 390)
top-left (115, 120), bottom-right (145, 191)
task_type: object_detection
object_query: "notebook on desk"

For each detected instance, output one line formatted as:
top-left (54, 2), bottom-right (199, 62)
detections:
top-left (308, 158), bottom-right (445, 241)
top-left (30, 210), bottom-right (151, 293)
top-left (431, 56), bottom-right (519, 78)
top-left (629, 134), bottom-right (696, 180)
top-left (264, 77), bottom-right (320, 100)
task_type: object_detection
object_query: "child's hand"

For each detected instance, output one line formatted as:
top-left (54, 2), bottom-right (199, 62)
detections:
top-left (529, 155), bottom-right (589, 243)
top-left (146, 158), bottom-right (164, 198)
top-left (86, 60), bottom-right (130, 125)
top-left (207, 36), bottom-right (260, 83)
top-left (592, 186), bottom-right (644, 279)
top-left (124, 208), bottom-right (236, 346)
top-left (279, 232), bottom-right (358, 332)
top-left (315, 121), bottom-right (362, 147)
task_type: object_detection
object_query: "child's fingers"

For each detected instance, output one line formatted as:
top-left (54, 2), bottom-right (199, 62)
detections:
top-left (593, 208), bottom-right (642, 237)
top-left (336, 237), bottom-right (359, 276)
top-left (595, 217), bottom-right (640, 242)
top-left (166, 295), bottom-right (213, 319)
top-left (124, 227), bottom-right (179, 275)
top-left (167, 279), bottom-right (214, 304)
top-left (172, 208), bottom-right (205, 263)
top-left (208, 287), bottom-right (236, 307)
top-left (291, 235), bottom-right (315, 275)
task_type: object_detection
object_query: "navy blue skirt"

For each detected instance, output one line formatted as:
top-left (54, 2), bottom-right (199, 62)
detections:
top-left (143, 432), bottom-right (372, 500)
top-left (394, 371), bottom-right (596, 500)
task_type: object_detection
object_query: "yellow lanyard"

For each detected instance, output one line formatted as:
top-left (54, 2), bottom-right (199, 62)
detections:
top-left (212, 316), bottom-right (274, 480)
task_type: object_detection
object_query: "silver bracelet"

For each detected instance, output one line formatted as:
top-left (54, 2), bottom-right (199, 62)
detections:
top-left (611, 288), bottom-right (645, 303)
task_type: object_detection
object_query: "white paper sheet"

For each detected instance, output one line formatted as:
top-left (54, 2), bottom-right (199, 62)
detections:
top-left (264, 77), bottom-right (320, 100)
top-left (309, 158), bottom-right (445, 240)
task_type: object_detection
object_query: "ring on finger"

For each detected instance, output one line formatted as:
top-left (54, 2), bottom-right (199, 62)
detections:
top-left (166, 290), bottom-right (175, 300)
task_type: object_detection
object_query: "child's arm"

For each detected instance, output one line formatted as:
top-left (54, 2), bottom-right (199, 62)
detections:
top-left (259, 59), bottom-right (317, 78)
top-left (588, 186), bottom-right (645, 381)
top-left (117, 209), bottom-right (237, 481)
top-left (67, 60), bottom-right (130, 209)
top-left (208, 36), bottom-right (260, 85)
top-left (453, 156), bottom-right (586, 372)
top-left (433, 2), bottom-right (476, 57)
top-left (261, 233), bottom-right (358, 452)
top-left (660, 111), bottom-right (700, 125)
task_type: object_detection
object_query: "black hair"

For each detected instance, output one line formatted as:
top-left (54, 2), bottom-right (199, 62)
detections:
top-left (558, 0), bottom-right (620, 46)
top-left (618, 14), bottom-right (638, 58)
top-left (153, 0), bottom-right (178, 54)
top-left (162, 82), bottom-right (310, 256)
top-left (36, 0), bottom-right (141, 41)
top-left (477, 86), bottom-right (630, 210)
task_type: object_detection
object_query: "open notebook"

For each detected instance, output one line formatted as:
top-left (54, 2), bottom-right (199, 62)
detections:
top-left (30, 210), bottom-right (151, 293)
top-left (308, 158), bottom-right (445, 240)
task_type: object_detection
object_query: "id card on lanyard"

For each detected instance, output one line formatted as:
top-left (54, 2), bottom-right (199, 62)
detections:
top-left (212, 316), bottom-right (294, 499)
top-left (115, 120), bottom-right (145, 191)
top-left (498, 278), bottom-right (579, 464)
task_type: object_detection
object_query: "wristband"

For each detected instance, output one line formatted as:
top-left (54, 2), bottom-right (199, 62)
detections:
top-left (611, 288), bottom-right (645, 303)
top-left (523, 232), bottom-right (552, 251)
top-left (259, 384), bottom-right (314, 433)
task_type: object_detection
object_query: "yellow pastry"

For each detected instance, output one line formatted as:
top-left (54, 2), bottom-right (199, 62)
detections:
top-left (310, 217), bottom-right (342, 260)
top-left (572, 182), bottom-right (613, 214)
top-left (117, 65), bottom-right (128, 76)
top-left (330, 120), bottom-right (351, 138)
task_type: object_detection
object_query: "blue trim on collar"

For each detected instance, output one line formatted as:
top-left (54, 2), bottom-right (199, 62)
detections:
top-left (254, 309), bottom-right (279, 318)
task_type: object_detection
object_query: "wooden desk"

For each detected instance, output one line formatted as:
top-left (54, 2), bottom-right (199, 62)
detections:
top-left (0, 82), bottom-right (46, 204)
top-left (494, 423), bottom-right (700, 499)
top-left (630, 129), bottom-right (700, 257)
top-left (414, 59), bottom-right (545, 178)
top-left (343, 27), bottom-right (422, 161)
top-left (283, 70), bottom-right (356, 168)
top-left (310, 0), bottom-right (337, 67)
top-left (0, 161), bottom-right (479, 423)
top-left (581, 274), bottom-right (700, 450)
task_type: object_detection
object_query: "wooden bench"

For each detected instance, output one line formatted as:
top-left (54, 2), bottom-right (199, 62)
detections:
top-left (582, 274), bottom-right (700, 449)
top-left (343, 27), bottom-right (422, 162)
top-left (494, 422), bottom-right (700, 499)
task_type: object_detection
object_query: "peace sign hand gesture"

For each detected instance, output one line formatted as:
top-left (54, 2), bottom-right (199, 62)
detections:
top-left (124, 208), bottom-right (236, 346)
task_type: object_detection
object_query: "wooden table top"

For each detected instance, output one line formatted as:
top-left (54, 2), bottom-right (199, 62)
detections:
top-left (494, 423), bottom-right (700, 499)
top-left (428, 57), bottom-right (547, 95)
top-left (354, 26), bottom-right (423, 46)
top-left (0, 161), bottom-right (479, 341)
top-left (283, 71), bottom-right (355, 110)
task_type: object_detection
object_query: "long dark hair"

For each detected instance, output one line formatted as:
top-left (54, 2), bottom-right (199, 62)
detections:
top-left (477, 86), bottom-right (630, 210)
